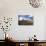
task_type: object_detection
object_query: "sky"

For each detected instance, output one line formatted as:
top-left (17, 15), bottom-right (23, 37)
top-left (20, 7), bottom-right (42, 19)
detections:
top-left (18, 15), bottom-right (33, 21)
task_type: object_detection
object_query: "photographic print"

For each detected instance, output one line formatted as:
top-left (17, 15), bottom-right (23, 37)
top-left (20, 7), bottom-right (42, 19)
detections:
top-left (18, 15), bottom-right (33, 25)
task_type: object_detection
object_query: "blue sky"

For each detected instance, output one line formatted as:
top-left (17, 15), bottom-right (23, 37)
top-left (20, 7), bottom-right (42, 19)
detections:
top-left (18, 15), bottom-right (33, 21)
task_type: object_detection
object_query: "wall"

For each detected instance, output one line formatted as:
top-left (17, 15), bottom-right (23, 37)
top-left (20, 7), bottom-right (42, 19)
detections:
top-left (0, 0), bottom-right (46, 40)
top-left (44, 15), bottom-right (46, 40)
